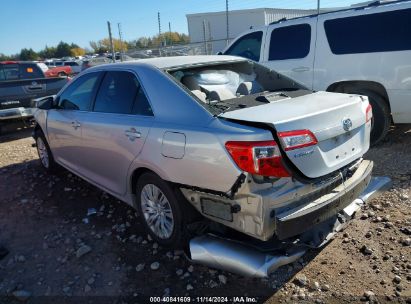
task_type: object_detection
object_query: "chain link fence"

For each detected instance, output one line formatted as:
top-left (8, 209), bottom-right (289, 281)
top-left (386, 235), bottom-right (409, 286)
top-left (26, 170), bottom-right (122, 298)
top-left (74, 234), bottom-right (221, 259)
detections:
top-left (125, 38), bottom-right (233, 59)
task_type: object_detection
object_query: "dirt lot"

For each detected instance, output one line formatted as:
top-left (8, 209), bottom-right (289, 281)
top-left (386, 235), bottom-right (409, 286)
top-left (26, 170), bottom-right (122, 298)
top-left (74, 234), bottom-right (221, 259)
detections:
top-left (0, 122), bottom-right (410, 304)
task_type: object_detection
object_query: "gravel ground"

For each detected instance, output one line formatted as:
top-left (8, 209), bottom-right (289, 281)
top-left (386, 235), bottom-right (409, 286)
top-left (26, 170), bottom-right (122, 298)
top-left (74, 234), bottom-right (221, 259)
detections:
top-left (0, 122), bottom-right (410, 304)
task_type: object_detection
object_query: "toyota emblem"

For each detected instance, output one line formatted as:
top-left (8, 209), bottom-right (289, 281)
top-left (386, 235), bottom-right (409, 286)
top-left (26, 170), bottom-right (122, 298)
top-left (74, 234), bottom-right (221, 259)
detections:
top-left (342, 118), bottom-right (353, 132)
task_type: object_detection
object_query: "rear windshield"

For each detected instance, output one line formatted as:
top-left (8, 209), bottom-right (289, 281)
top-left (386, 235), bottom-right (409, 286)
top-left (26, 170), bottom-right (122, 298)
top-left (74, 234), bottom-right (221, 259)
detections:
top-left (0, 63), bottom-right (43, 80)
top-left (168, 60), bottom-right (307, 115)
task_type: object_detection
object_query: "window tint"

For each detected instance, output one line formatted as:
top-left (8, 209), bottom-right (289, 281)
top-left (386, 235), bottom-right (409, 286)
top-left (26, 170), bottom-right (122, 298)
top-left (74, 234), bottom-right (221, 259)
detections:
top-left (19, 64), bottom-right (43, 79)
top-left (269, 24), bottom-right (311, 61)
top-left (3, 64), bottom-right (20, 80)
top-left (224, 31), bottom-right (263, 61)
top-left (94, 71), bottom-right (153, 116)
top-left (132, 87), bottom-right (153, 116)
top-left (59, 72), bottom-right (100, 111)
top-left (64, 62), bottom-right (79, 66)
top-left (324, 8), bottom-right (411, 54)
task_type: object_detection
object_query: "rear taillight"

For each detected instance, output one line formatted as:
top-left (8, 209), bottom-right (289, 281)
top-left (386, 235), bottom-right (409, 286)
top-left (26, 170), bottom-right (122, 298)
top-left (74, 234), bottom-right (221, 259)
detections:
top-left (366, 103), bottom-right (373, 123)
top-left (277, 130), bottom-right (318, 151)
top-left (225, 140), bottom-right (290, 177)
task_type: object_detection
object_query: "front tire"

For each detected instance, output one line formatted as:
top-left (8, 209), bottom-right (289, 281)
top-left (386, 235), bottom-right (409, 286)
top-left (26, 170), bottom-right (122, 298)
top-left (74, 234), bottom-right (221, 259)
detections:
top-left (34, 130), bottom-right (58, 172)
top-left (136, 172), bottom-right (189, 247)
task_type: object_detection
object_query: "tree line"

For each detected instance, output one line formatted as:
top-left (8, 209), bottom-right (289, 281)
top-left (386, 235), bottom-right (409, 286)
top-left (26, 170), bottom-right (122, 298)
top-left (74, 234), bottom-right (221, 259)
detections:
top-left (0, 41), bottom-right (86, 61)
top-left (0, 32), bottom-right (190, 61)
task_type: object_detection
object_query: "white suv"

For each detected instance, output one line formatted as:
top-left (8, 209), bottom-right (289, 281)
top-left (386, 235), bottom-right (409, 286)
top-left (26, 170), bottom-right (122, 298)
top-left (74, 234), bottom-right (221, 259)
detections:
top-left (223, 0), bottom-right (411, 143)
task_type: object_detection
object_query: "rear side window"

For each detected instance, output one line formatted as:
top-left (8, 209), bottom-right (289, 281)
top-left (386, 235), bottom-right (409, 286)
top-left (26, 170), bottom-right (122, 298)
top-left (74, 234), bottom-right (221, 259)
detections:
top-left (224, 31), bottom-right (263, 61)
top-left (19, 64), bottom-right (43, 79)
top-left (269, 24), bottom-right (311, 60)
top-left (59, 72), bottom-right (100, 111)
top-left (3, 64), bottom-right (19, 80)
top-left (324, 8), bottom-right (411, 54)
top-left (93, 71), bottom-right (153, 116)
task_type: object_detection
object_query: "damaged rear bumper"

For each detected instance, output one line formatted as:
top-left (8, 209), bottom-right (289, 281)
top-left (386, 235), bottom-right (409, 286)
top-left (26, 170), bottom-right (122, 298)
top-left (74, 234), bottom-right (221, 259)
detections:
top-left (182, 159), bottom-right (375, 242)
top-left (275, 159), bottom-right (373, 240)
top-left (188, 175), bottom-right (391, 278)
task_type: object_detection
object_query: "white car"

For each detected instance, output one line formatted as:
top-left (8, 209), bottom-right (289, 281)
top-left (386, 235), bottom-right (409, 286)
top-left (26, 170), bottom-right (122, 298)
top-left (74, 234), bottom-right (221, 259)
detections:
top-left (223, 0), bottom-right (411, 143)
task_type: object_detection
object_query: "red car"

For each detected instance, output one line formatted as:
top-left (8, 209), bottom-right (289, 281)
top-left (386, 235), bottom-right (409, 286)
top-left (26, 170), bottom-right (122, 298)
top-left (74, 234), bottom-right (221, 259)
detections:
top-left (44, 66), bottom-right (72, 77)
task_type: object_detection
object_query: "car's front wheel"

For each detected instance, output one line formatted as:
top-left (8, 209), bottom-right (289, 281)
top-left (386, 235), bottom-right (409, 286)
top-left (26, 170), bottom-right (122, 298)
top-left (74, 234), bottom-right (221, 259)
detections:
top-left (34, 130), bottom-right (58, 172)
top-left (136, 172), bottom-right (189, 247)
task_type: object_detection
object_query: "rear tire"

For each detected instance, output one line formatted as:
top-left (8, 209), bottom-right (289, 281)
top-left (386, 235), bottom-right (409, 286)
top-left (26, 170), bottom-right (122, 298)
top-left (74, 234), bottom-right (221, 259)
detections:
top-left (34, 130), bottom-right (59, 172)
top-left (341, 88), bottom-right (390, 145)
top-left (136, 172), bottom-right (190, 248)
top-left (58, 72), bottom-right (67, 77)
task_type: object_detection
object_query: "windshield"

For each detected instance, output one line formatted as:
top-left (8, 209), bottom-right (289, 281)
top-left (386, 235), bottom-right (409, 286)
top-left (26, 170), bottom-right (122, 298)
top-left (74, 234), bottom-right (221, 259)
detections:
top-left (168, 60), bottom-right (307, 115)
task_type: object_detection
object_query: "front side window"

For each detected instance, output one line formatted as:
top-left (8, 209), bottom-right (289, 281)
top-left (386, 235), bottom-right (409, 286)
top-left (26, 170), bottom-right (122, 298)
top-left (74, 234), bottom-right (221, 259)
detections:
top-left (58, 72), bottom-right (100, 111)
top-left (324, 8), bottom-right (411, 54)
top-left (269, 24), bottom-right (311, 61)
top-left (224, 31), bottom-right (263, 61)
top-left (93, 71), bottom-right (153, 116)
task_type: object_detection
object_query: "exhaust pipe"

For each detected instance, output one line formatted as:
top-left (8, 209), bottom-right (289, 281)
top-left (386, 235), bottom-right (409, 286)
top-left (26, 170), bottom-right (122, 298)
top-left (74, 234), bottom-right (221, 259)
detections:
top-left (189, 234), bottom-right (306, 278)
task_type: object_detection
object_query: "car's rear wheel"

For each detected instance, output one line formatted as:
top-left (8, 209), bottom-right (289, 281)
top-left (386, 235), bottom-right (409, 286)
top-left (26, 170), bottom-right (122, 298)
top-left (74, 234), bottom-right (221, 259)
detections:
top-left (58, 72), bottom-right (67, 77)
top-left (136, 172), bottom-right (189, 247)
top-left (34, 130), bottom-right (58, 172)
top-left (343, 88), bottom-right (391, 145)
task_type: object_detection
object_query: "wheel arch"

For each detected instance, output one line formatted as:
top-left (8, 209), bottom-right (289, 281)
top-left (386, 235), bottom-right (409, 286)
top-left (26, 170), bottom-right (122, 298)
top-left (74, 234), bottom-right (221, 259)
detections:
top-left (33, 123), bottom-right (44, 136)
top-left (326, 80), bottom-right (391, 112)
top-left (130, 167), bottom-right (159, 195)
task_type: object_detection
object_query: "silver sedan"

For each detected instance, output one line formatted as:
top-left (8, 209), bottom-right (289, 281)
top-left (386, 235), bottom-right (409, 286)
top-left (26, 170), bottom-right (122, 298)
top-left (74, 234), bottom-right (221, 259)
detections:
top-left (33, 55), bottom-right (373, 247)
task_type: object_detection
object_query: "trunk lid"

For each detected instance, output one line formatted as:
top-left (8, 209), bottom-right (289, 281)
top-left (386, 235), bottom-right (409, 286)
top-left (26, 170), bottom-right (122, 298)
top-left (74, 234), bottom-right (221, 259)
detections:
top-left (220, 91), bottom-right (371, 178)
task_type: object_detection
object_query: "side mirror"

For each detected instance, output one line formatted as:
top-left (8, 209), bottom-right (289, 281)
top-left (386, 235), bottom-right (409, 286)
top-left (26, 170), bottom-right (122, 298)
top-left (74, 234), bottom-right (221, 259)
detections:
top-left (36, 96), bottom-right (55, 110)
top-left (216, 51), bottom-right (223, 55)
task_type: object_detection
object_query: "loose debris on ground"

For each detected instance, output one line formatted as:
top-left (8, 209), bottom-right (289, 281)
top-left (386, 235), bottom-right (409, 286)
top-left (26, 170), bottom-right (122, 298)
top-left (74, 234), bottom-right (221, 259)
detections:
top-left (0, 124), bottom-right (410, 303)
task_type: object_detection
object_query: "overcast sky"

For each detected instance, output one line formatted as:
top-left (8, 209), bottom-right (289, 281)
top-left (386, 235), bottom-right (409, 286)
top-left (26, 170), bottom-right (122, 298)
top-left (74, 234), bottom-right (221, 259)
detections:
top-left (0, 0), bottom-right (363, 55)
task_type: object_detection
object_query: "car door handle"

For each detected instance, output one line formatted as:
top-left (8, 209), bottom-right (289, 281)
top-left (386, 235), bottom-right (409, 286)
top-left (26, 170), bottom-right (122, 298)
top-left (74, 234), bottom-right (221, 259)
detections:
top-left (125, 128), bottom-right (141, 141)
top-left (71, 121), bottom-right (81, 129)
top-left (292, 66), bottom-right (310, 72)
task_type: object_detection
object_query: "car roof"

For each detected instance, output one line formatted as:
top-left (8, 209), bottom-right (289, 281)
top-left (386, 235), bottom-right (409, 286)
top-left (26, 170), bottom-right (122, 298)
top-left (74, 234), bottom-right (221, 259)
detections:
top-left (95, 55), bottom-right (247, 70)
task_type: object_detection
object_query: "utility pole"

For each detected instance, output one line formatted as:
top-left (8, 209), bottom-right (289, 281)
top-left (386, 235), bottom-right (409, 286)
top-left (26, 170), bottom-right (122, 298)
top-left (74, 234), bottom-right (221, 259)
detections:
top-left (207, 21), bottom-right (212, 54)
top-left (317, 0), bottom-right (320, 14)
top-left (202, 20), bottom-right (208, 55)
top-left (107, 21), bottom-right (115, 62)
top-left (169, 22), bottom-right (172, 46)
top-left (117, 23), bottom-right (124, 62)
top-left (158, 12), bottom-right (161, 36)
top-left (225, 0), bottom-right (229, 45)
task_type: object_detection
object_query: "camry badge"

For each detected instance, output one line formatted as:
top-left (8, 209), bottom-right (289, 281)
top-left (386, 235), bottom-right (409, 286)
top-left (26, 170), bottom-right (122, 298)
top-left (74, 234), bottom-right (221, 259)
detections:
top-left (342, 118), bottom-right (353, 132)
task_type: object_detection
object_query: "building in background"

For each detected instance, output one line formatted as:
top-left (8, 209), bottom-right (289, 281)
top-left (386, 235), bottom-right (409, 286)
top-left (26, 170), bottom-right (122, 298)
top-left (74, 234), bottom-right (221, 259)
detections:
top-left (186, 8), bottom-right (320, 53)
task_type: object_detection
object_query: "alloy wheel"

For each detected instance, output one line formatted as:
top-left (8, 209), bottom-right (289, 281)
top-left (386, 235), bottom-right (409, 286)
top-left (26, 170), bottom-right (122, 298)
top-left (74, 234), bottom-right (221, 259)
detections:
top-left (36, 137), bottom-right (49, 168)
top-left (140, 184), bottom-right (175, 239)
